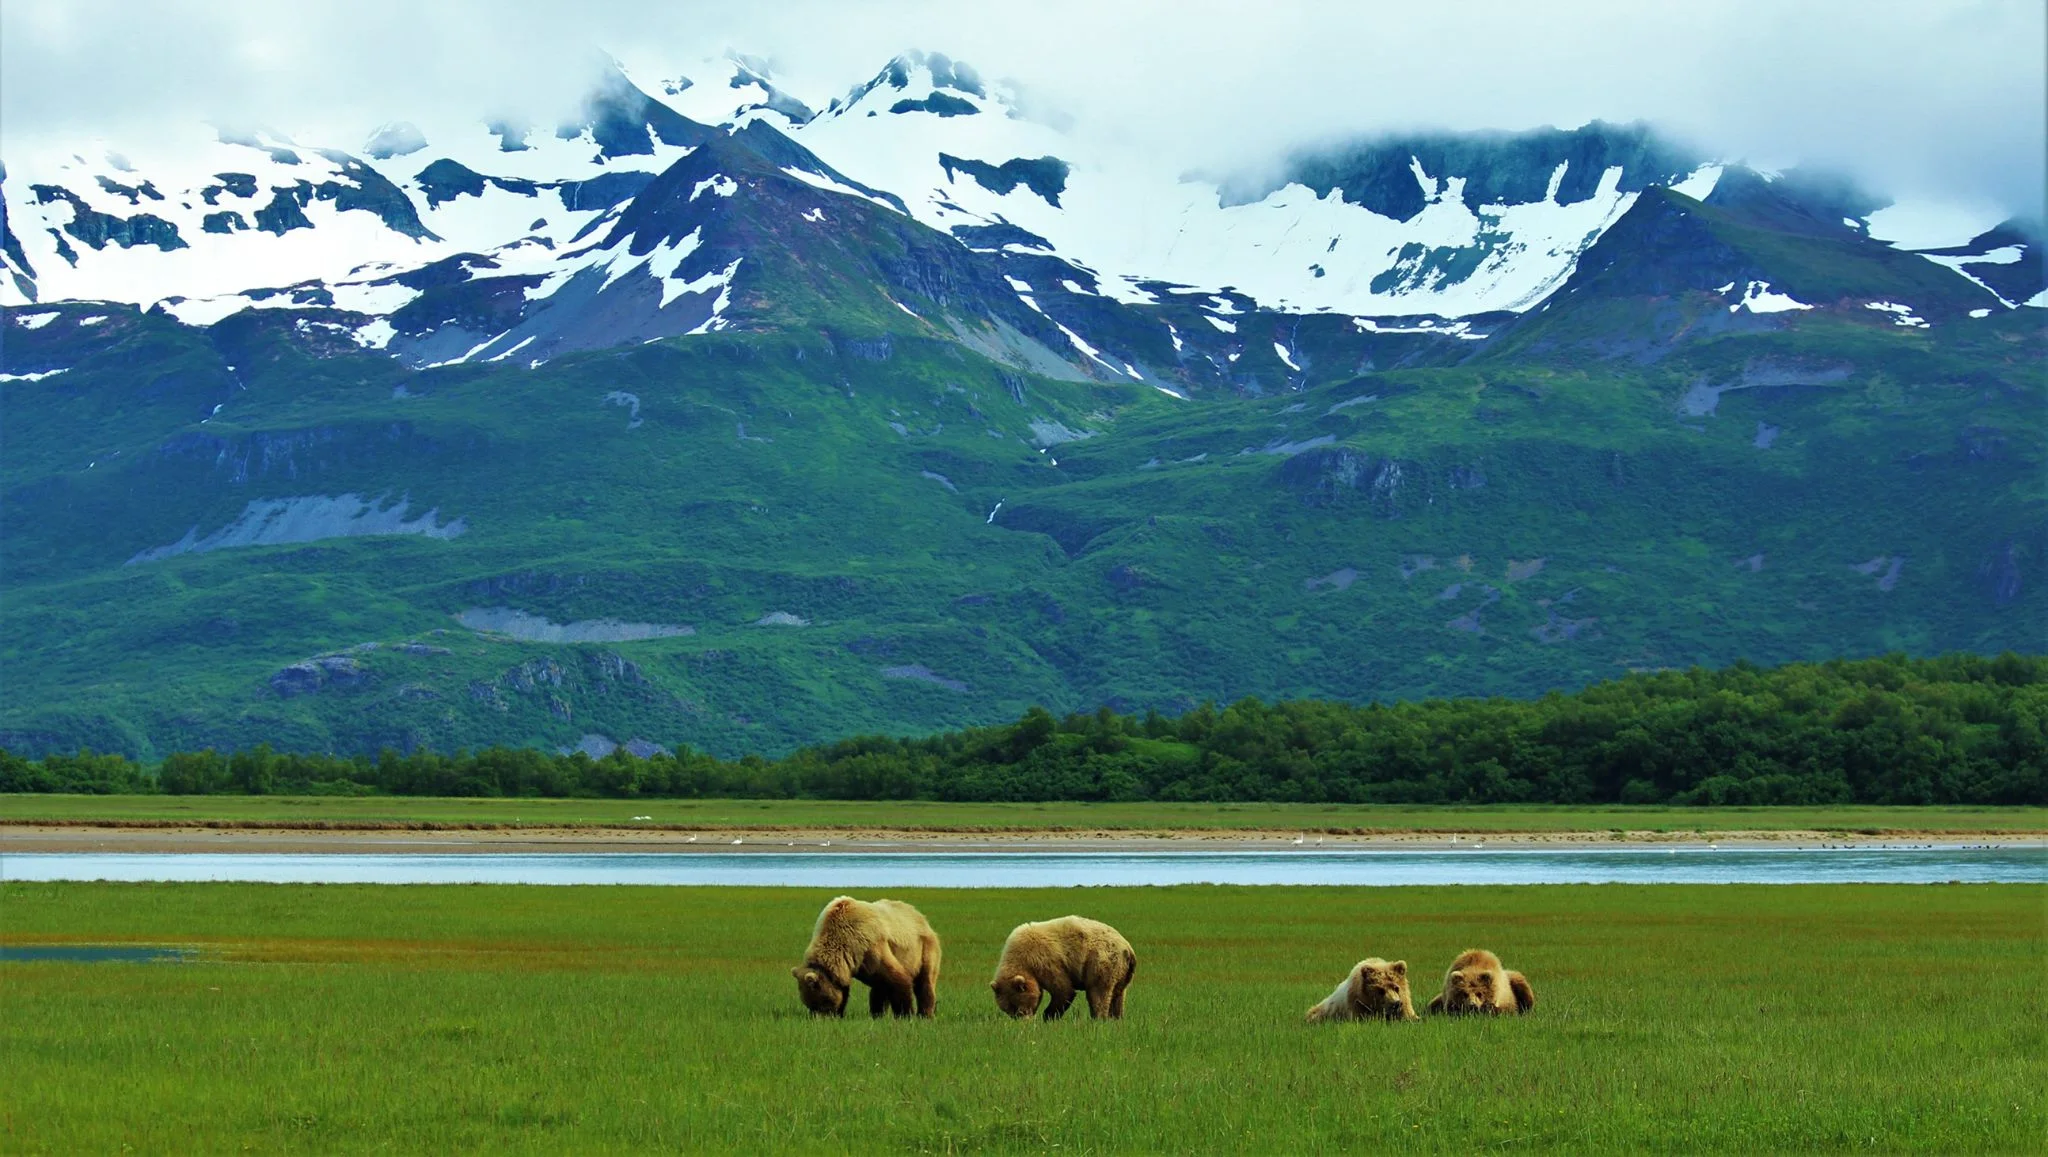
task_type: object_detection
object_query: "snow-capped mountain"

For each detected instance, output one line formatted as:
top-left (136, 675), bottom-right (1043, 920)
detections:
top-left (787, 52), bottom-right (1730, 316)
top-left (3, 48), bottom-right (2036, 386)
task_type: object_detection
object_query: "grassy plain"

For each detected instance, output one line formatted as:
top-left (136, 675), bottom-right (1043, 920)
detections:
top-left (4, 794), bottom-right (2046, 833)
top-left (1, 881), bottom-right (2041, 1152)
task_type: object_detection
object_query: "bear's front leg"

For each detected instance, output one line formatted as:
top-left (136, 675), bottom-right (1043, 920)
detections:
top-left (872, 961), bottom-right (916, 1017)
top-left (1041, 983), bottom-right (1076, 1021)
top-left (869, 985), bottom-right (890, 1018)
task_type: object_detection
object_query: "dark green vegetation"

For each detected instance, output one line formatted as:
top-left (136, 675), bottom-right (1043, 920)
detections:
top-left (5, 655), bottom-right (2042, 803)
top-left (2, 882), bottom-right (2040, 1151)
top-left (3, 131), bottom-right (2042, 764)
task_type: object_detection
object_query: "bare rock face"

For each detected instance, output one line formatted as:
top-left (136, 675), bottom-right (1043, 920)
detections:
top-left (1980, 540), bottom-right (2023, 608)
top-left (269, 654), bottom-right (367, 697)
top-left (1278, 446), bottom-right (1414, 516)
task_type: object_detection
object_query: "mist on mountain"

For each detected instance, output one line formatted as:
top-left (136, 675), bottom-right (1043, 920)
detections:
top-left (4, 0), bottom-right (2042, 226)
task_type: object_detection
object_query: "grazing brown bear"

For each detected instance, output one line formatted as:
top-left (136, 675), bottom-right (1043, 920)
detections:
top-left (1304, 958), bottom-right (1420, 1023)
top-left (990, 916), bottom-right (1136, 1020)
top-left (791, 896), bottom-right (941, 1018)
top-left (1426, 948), bottom-right (1535, 1016)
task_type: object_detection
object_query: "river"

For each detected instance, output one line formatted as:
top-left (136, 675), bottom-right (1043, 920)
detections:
top-left (3, 846), bottom-right (2040, 887)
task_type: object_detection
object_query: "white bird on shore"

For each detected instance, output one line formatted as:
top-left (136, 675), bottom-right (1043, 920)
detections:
top-left (820, 841), bottom-right (831, 847)
top-left (731, 837), bottom-right (743, 845)
top-left (1292, 836), bottom-right (1305, 845)
top-left (686, 835), bottom-right (698, 843)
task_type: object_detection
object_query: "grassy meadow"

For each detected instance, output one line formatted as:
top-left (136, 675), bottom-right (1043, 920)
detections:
top-left (5, 793), bottom-right (2045, 833)
top-left (2, 881), bottom-right (2042, 1152)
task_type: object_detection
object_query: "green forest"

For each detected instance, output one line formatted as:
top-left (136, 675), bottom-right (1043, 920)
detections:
top-left (6, 653), bottom-right (2041, 805)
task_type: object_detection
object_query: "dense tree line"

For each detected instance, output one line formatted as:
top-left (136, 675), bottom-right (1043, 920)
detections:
top-left (3, 654), bottom-right (2042, 805)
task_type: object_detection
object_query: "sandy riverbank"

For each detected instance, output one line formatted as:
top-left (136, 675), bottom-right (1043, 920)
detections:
top-left (2, 823), bottom-right (2038, 855)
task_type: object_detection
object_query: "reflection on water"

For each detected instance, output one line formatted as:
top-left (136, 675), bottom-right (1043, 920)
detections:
top-left (2, 847), bottom-right (2042, 887)
top-left (0, 945), bottom-right (193, 963)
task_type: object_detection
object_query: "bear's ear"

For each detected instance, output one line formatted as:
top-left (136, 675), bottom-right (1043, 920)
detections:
top-left (791, 966), bottom-right (804, 979)
top-left (989, 980), bottom-right (1001, 991)
top-left (1390, 960), bottom-right (1407, 975)
top-left (1010, 975), bottom-right (1031, 991)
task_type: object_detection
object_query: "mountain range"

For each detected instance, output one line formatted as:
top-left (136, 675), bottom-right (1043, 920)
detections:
top-left (2, 51), bottom-right (2042, 759)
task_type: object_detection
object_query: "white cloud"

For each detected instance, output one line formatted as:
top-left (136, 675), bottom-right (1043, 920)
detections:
top-left (2, 0), bottom-right (2041, 218)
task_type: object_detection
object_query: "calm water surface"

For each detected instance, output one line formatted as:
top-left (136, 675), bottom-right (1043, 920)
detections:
top-left (3, 847), bottom-right (2041, 887)
top-left (0, 945), bottom-right (193, 963)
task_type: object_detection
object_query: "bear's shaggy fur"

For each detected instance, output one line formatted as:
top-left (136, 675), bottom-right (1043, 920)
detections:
top-left (990, 916), bottom-right (1136, 1020)
top-left (1304, 958), bottom-right (1420, 1023)
top-left (791, 896), bottom-right (942, 1018)
top-left (1425, 948), bottom-right (1535, 1016)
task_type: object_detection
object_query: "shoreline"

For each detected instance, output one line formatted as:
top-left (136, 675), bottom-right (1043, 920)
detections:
top-left (2, 823), bottom-right (2041, 856)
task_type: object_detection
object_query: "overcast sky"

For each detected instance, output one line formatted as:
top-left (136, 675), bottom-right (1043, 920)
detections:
top-left (4, 0), bottom-right (2042, 222)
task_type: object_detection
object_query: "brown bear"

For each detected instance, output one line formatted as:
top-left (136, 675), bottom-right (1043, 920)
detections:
top-left (990, 916), bottom-right (1136, 1020)
top-left (1426, 948), bottom-right (1535, 1016)
top-left (791, 896), bottom-right (941, 1018)
top-left (1304, 957), bottom-right (1420, 1023)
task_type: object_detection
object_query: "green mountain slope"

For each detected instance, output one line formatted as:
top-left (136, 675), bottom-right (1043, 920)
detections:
top-left (1, 153), bottom-right (2041, 760)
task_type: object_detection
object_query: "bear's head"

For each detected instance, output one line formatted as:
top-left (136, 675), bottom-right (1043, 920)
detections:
top-left (1438, 965), bottom-right (1502, 1016)
top-left (991, 973), bottom-right (1042, 1019)
top-left (792, 964), bottom-right (848, 1016)
top-left (1355, 959), bottom-right (1418, 1021)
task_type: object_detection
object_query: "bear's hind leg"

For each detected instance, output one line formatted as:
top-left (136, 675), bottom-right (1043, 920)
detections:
top-left (1085, 985), bottom-right (1113, 1019)
top-left (869, 986), bottom-right (889, 1018)
top-left (1506, 971), bottom-right (1535, 1014)
top-left (913, 966), bottom-right (938, 1018)
top-left (1109, 966), bottom-right (1132, 1019)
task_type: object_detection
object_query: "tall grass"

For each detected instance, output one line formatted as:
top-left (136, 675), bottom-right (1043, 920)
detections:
top-left (3, 882), bottom-right (2042, 1152)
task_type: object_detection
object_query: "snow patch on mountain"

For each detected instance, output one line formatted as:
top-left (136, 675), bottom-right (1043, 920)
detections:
top-left (1730, 281), bottom-right (1813, 314)
top-left (1918, 245), bottom-right (2026, 308)
top-left (1865, 301), bottom-right (1930, 327)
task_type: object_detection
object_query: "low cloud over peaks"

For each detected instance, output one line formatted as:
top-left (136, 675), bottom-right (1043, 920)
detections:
top-left (3, 0), bottom-right (2041, 219)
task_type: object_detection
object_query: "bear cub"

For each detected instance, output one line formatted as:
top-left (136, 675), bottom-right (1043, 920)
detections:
top-left (1426, 948), bottom-right (1535, 1016)
top-left (1305, 957), bottom-right (1420, 1023)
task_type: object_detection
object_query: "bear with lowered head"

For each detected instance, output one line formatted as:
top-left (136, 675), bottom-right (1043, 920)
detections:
top-left (791, 896), bottom-right (942, 1018)
top-left (1426, 948), bottom-right (1535, 1016)
top-left (1305, 957), bottom-right (1420, 1023)
top-left (990, 915), bottom-right (1136, 1020)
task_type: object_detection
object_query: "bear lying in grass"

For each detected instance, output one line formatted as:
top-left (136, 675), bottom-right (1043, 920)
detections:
top-left (990, 916), bottom-right (1136, 1020)
top-left (1304, 957), bottom-right (1420, 1023)
top-left (792, 896), bottom-right (942, 1018)
top-left (1426, 949), bottom-right (1535, 1016)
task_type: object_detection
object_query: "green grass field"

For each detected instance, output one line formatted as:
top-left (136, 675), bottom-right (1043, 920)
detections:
top-left (5, 794), bottom-right (2045, 833)
top-left (2, 882), bottom-right (2041, 1152)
